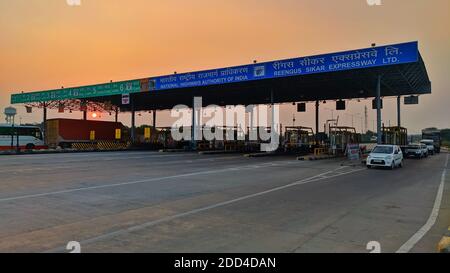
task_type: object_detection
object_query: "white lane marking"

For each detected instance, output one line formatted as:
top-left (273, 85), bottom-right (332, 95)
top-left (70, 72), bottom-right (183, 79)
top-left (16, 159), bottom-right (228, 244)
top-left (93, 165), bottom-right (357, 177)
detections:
top-left (0, 160), bottom-right (307, 203)
top-left (0, 153), bottom-right (198, 165)
top-left (45, 166), bottom-right (364, 252)
top-left (0, 151), bottom-right (161, 160)
top-left (396, 153), bottom-right (449, 253)
top-left (0, 155), bottom-right (243, 174)
top-left (0, 165), bottom-right (75, 174)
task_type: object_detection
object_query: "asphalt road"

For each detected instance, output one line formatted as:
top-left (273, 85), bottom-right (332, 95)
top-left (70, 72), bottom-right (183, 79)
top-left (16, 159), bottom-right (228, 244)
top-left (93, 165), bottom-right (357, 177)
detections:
top-left (0, 150), bottom-right (448, 253)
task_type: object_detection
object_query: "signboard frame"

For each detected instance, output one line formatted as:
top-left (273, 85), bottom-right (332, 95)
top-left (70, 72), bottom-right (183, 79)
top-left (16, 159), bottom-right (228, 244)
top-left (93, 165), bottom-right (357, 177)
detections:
top-left (11, 42), bottom-right (420, 104)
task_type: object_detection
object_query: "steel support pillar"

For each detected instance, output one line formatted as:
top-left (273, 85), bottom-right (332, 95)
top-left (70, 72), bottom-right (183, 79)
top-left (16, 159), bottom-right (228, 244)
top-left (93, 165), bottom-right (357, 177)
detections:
top-left (43, 103), bottom-right (48, 144)
top-left (397, 96), bottom-right (401, 127)
top-left (315, 100), bottom-right (319, 144)
top-left (191, 97), bottom-right (200, 151)
top-left (131, 99), bottom-right (136, 143)
top-left (376, 75), bottom-right (382, 144)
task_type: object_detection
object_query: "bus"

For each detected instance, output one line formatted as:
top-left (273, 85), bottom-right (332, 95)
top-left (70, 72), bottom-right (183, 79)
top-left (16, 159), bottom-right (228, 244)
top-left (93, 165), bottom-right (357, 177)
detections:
top-left (0, 124), bottom-right (47, 151)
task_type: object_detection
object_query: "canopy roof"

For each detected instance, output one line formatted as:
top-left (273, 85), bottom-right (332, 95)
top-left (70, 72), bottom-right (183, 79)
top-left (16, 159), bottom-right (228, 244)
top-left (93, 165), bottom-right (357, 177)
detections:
top-left (11, 41), bottom-right (431, 111)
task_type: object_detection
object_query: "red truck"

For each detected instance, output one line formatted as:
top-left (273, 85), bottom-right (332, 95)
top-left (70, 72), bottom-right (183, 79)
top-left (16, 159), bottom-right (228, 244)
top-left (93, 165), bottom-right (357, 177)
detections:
top-left (45, 119), bottom-right (126, 149)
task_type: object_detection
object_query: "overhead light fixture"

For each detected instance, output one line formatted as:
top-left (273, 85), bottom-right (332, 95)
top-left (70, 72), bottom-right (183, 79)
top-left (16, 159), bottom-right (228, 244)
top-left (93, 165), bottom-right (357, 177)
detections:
top-left (336, 100), bottom-right (346, 110)
top-left (297, 103), bottom-right (306, 112)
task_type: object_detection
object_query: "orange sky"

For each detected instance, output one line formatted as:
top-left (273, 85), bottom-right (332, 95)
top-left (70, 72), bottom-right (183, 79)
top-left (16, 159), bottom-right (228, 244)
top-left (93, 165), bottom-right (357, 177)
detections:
top-left (1, 0), bottom-right (449, 133)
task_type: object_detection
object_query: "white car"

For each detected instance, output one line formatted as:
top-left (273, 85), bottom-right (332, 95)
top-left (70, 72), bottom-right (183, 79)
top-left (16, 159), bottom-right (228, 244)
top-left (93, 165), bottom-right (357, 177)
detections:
top-left (406, 143), bottom-right (428, 159)
top-left (420, 139), bottom-right (435, 155)
top-left (367, 145), bottom-right (403, 169)
top-left (420, 143), bottom-right (429, 157)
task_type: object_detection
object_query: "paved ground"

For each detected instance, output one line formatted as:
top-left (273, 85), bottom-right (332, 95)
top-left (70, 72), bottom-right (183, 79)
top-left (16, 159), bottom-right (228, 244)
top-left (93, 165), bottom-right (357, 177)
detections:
top-left (0, 150), bottom-right (448, 253)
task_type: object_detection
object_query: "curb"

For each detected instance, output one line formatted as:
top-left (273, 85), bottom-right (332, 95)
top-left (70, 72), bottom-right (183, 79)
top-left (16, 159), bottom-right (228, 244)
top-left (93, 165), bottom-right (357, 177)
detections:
top-left (158, 149), bottom-right (189, 153)
top-left (297, 155), bottom-right (337, 161)
top-left (244, 152), bottom-right (277, 158)
top-left (0, 149), bottom-right (132, 156)
top-left (198, 150), bottom-right (242, 155)
top-left (437, 227), bottom-right (450, 253)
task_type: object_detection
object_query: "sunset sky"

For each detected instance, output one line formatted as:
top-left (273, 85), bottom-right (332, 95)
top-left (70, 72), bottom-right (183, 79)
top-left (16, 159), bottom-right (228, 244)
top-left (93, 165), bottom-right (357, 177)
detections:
top-left (0, 0), bottom-right (449, 133)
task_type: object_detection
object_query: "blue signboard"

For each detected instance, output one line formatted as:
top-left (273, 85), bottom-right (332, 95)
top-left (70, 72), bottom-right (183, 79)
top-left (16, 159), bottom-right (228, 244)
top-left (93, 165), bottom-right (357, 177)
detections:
top-left (149, 41), bottom-right (419, 91)
top-left (11, 41), bottom-right (419, 104)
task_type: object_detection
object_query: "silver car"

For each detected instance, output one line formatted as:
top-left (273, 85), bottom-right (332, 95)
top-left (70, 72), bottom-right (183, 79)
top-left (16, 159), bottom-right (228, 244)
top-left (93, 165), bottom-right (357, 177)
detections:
top-left (420, 139), bottom-right (435, 155)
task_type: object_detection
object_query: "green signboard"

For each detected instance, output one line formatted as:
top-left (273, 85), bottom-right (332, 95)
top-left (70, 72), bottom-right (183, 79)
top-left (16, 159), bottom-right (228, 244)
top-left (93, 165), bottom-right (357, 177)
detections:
top-left (11, 79), bottom-right (146, 104)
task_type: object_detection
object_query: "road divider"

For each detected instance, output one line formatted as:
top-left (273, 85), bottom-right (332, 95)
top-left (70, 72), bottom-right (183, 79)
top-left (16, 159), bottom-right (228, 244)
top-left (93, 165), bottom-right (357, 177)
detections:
top-left (244, 152), bottom-right (279, 158)
top-left (297, 155), bottom-right (337, 161)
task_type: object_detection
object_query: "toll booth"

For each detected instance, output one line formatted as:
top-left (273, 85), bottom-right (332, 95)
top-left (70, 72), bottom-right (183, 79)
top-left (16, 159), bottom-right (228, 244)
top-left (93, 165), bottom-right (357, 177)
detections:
top-left (11, 41), bottom-right (431, 153)
top-left (196, 126), bottom-right (215, 151)
top-left (136, 126), bottom-right (158, 143)
top-left (158, 127), bottom-right (186, 149)
top-left (382, 126), bottom-right (408, 146)
top-left (245, 126), bottom-right (283, 152)
top-left (329, 126), bottom-right (361, 155)
top-left (220, 126), bottom-right (246, 151)
top-left (283, 126), bottom-right (315, 153)
top-left (190, 126), bottom-right (247, 151)
top-left (133, 126), bottom-right (177, 149)
top-left (245, 127), bottom-right (267, 152)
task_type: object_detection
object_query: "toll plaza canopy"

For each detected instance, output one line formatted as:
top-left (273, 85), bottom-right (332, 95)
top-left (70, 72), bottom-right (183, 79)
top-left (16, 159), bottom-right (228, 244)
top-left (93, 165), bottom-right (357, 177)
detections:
top-left (11, 41), bottom-right (431, 111)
